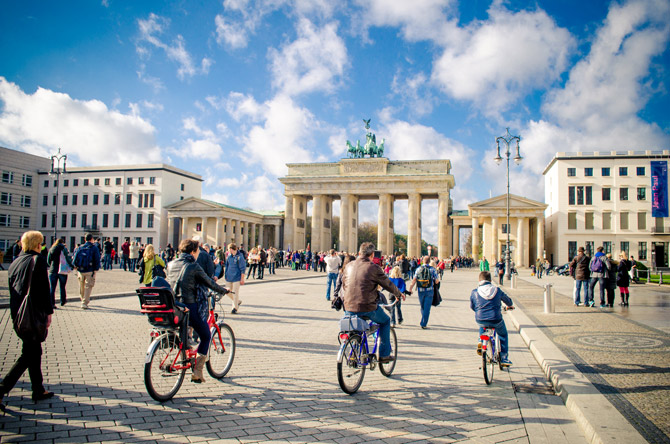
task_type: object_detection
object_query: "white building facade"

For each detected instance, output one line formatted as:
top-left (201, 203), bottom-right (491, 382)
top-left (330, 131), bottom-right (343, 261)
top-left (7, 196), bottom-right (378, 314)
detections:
top-left (543, 150), bottom-right (670, 268)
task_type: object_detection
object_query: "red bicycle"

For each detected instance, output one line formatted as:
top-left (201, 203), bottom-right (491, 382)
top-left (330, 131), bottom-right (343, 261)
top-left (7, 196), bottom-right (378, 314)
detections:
top-left (137, 287), bottom-right (236, 402)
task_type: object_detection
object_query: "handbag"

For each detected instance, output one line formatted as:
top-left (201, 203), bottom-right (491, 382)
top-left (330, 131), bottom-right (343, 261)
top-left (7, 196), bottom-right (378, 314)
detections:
top-left (152, 257), bottom-right (166, 278)
top-left (58, 250), bottom-right (72, 275)
top-left (13, 256), bottom-right (49, 342)
top-left (432, 282), bottom-right (442, 307)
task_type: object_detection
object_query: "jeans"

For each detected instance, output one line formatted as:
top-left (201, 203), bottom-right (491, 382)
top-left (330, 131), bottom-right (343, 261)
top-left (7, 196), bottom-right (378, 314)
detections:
top-left (49, 272), bottom-right (68, 306)
top-left (258, 263), bottom-right (265, 279)
top-left (130, 258), bottom-right (137, 271)
top-left (121, 255), bottom-right (129, 271)
top-left (418, 289), bottom-right (433, 327)
top-left (326, 272), bottom-right (338, 300)
top-left (575, 279), bottom-right (589, 304)
top-left (0, 339), bottom-right (45, 397)
top-left (269, 262), bottom-right (275, 274)
top-left (589, 277), bottom-right (605, 305)
top-left (103, 254), bottom-right (112, 270)
top-left (345, 306), bottom-right (391, 357)
top-left (478, 319), bottom-right (509, 360)
top-left (184, 302), bottom-right (211, 355)
top-left (391, 298), bottom-right (403, 325)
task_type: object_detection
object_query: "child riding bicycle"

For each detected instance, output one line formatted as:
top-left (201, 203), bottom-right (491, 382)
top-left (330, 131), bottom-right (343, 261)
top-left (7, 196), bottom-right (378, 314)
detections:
top-left (470, 271), bottom-right (514, 367)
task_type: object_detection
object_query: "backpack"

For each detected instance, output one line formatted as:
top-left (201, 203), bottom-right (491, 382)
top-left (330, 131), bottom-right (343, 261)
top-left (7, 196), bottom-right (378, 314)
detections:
top-left (590, 256), bottom-right (603, 273)
top-left (73, 244), bottom-right (94, 270)
top-left (416, 266), bottom-right (432, 288)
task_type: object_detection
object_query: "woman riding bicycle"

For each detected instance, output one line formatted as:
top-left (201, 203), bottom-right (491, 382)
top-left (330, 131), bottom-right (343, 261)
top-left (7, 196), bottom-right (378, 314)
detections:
top-left (166, 239), bottom-right (229, 383)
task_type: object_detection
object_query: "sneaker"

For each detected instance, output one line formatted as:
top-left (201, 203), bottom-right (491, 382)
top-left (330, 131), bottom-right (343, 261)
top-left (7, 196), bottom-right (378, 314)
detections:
top-left (500, 358), bottom-right (512, 367)
top-left (231, 308), bottom-right (237, 314)
top-left (378, 355), bottom-right (395, 364)
top-left (31, 391), bottom-right (55, 402)
top-left (421, 326), bottom-right (427, 329)
top-left (398, 320), bottom-right (403, 325)
top-left (81, 305), bottom-right (89, 310)
top-left (476, 343), bottom-right (482, 356)
top-left (587, 301), bottom-right (595, 307)
top-left (599, 304), bottom-right (607, 308)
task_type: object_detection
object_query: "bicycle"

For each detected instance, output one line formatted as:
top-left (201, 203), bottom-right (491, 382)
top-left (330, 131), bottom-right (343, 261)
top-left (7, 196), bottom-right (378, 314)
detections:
top-left (479, 306), bottom-right (513, 385)
top-left (138, 287), bottom-right (236, 402)
top-left (336, 301), bottom-right (398, 394)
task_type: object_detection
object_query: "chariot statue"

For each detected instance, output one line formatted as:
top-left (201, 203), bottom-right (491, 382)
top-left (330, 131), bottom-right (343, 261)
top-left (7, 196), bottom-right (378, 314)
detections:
top-left (346, 119), bottom-right (385, 158)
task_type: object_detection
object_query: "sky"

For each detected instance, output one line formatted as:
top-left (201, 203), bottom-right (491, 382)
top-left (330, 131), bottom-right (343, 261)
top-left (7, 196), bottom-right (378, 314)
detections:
top-left (1, 0), bottom-right (669, 245)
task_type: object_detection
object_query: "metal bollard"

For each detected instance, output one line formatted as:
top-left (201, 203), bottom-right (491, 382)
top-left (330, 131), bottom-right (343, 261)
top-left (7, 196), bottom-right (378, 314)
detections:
top-left (511, 274), bottom-right (517, 289)
top-left (647, 269), bottom-right (651, 284)
top-left (661, 272), bottom-right (664, 287)
top-left (544, 283), bottom-right (555, 313)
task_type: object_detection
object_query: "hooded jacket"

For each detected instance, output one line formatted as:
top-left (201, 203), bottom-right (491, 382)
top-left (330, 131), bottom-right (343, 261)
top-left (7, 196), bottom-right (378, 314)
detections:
top-left (470, 281), bottom-right (513, 324)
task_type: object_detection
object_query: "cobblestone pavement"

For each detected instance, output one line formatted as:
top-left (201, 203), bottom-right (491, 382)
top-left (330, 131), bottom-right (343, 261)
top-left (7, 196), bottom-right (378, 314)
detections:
top-left (508, 273), bottom-right (670, 444)
top-left (0, 268), bottom-right (585, 443)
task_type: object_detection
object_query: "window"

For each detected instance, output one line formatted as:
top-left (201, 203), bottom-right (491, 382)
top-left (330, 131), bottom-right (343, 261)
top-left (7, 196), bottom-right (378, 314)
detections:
top-left (584, 168), bottom-right (593, 177)
top-left (655, 217), bottom-right (664, 232)
top-left (126, 193), bottom-right (132, 205)
top-left (72, 194), bottom-right (78, 206)
top-left (603, 241), bottom-right (612, 255)
top-left (102, 213), bottom-right (109, 228)
top-left (53, 180), bottom-right (57, 187)
top-left (103, 194), bottom-right (110, 205)
top-left (73, 179), bottom-right (79, 186)
top-left (150, 177), bottom-right (156, 185)
top-left (63, 179), bottom-right (69, 187)
top-left (502, 223), bottom-right (510, 234)
top-left (568, 186), bottom-right (575, 205)
top-left (125, 213), bottom-right (131, 228)
top-left (115, 178), bottom-right (121, 185)
top-left (620, 188), bottom-right (628, 201)
top-left (43, 195), bottom-right (48, 206)
top-left (136, 213), bottom-right (142, 228)
top-left (114, 193), bottom-right (121, 205)
top-left (568, 213), bottom-right (577, 229)
top-left (127, 177), bottom-right (133, 185)
top-left (180, 184), bottom-right (185, 191)
top-left (113, 213), bottom-right (120, 228)
top-left (2, 171), bottom-right (13, 184)
top-left (0, 214), bottom-right (11, 227)
top-left (93, 194), bottom-right (99, 205)
top-left (637, 167), bottom-right (645, 176)
top-left (52, 195), bottom-right (57, 206)
top-left (602, 188), bottom-right (611, 201)
top-left (62, 194), bottom-right (68, 206)
top-left (620, 212), bottom-right (629, 230)
top-left (619, 167), bottom-right (628, 176)
top-left (92, 213), bottom-right (98, 228)
top-left (621, 241), bottom-right (629, 255)
top-left (150, 194), bottom-right (155, 208)
top-left (83, 179), bottom-right (89, 186)
top-left (196, 223), bottom-right (202, 232)
top-left (602, 167), bottom-right (610, 177)
top-left (637, 187), bottom-right (646, 201)
top-left (138, 177), bottom-right (144, 185)
top-left (94, 178), bottom-right (100, 186)
top-left (147, 237), bottom-right (153, 245)
top-left (41, 213), bottom-right (47, 228)
top-left (22, 174), bottom-right (33, 187)
top-left (585, 212), bottom-right (594, 230)
top-left (82, 194), bottom-right (88, 205)
top-left (585, 241), bottom-right (594, 257)
top-left (638, 212), bottom-right (646, 230)
top-left (568, 241), bottom-right (577, 261)
top-left (568, 186), bottom-right (592, 205)
top-left (51, 213), bottom-right (55, 228)
top-left (639, 242), bottom-right (647, 260)
top-left (567, 168), bottom-right (576, 177)
top-left (81, 213), bottom-right (87, 228)
top-left (71, 213), bottom-right (77, 228)
top-left (0, 192), bottom-right (11, 206)
top-left (148, 213), bottom-right (154, 228)
top-left (19, 216), bottom-right (29, 228)
top-left (44, 180), bottom-right (49, 188)
top-left (585, 186), bottom-right (592, 205)
top-left (104, 178), bottom-right (110, 186)
top-left (61, 213), bottom-right (67, 228)
top-left (603, 212), bottom-right (612, 230)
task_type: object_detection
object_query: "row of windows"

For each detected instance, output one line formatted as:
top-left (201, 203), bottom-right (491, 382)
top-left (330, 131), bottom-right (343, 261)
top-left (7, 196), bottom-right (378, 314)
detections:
top-left (567, 166), bottom-right (646, 178)
top-left (567, 212), bottom-right (664, 231)
top-left (2, 171), bottom-right (33, 187)
top-left (44, 176), bottom-right (157, 188)
top-left (568, 241), bottom-right (648, 260)
top-left (40, 212), bottom-right (155, 229)
top-left (0, 215), bottom-right (30, 228)
top-left (0, 193), bottom-right (32, 208)
top-left (41, 193), bottom-right (155, 207)
top-left (568, 186), bottom-right (647, 205)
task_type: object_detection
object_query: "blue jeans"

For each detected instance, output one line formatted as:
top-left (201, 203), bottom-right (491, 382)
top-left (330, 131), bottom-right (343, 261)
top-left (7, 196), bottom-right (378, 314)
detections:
top-left (575, 279), bottom-right (589, 304)
top-left (391, 298), bottom-right (403, 325)
top-left (345, 306), bottom-right (391, 357)
top-left (326, 272), bottom-right (338, 300)
top-left (130, 258), bottom-right (137, 271)
top-left (121, 255), bottom-right (129, 271)
top-left (103, 254), bottom-right (112, 270)
top-left (49, 272), bottom-right (68, 306)
top-left (478, 319), bottom-right (509, 360)
top-left (418, 289), bottom-right (433, 327)
top-left (184, 302), bottom-right (211, 355)
top-left (589, 277), bottom-right (605, 305)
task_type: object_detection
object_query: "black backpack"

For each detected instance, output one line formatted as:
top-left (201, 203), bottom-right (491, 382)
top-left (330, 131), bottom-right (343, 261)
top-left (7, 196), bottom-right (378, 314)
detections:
top-left (73, 245), bottom-right (94, 270)
top-left (416, 266), bottom-right (432, 288)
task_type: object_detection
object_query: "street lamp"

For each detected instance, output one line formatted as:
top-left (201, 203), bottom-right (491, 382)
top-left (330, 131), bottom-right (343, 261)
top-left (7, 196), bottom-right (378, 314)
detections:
top-left (494, 128), bottom-right (522, 281)
top-left (50, 148), bottom-right (67, 243)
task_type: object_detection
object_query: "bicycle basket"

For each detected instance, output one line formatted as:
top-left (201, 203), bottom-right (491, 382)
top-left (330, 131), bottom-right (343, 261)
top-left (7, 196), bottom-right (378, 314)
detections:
top-left (339, 314), bottom-right (369, 332)
top-left (137, 287), bottom-right (184, 328)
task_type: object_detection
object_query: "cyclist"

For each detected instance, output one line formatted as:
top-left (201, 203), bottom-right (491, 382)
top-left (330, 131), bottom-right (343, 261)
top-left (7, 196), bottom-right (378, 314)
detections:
top-left (167, 239), bottom-right (230, 383)
top-left (470, 271), bottom-right (514, 367)
top-left (341, 242), bottom-right (404, 363)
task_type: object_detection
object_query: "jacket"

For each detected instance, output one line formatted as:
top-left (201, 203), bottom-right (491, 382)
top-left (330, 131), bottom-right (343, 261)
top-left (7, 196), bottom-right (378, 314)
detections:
top-left (166, 254), bottom-right (227, 305)
top-left (46, 243), bottom-right (75, 274)
top-left (74, 242), bottom-right (101, 273)
top-left (342, 256), bottom-right (402, 313)
top-left (8, 251), bottom-right (53, 321)
top-left (121, 241), bottom-right (130, 256)
top-left (470, 282), bottom-right (513, 324)
top-left (589, 252), bottom-right (606, 278)
top-left (139, 255), bottom-right (166, 285)
top-left (196, 247), bottom-right (215, 277)
top-left (479, 259), bottom-right (489, 272)
top-left (129, 244), bottom-right (139, 259)
top-left (603, 257), bottom-right (618, 290)
top-left (569, 253), bottom-right (590, 280)
top-left (617, 260), bottom-right (631, 288)
top-left (224, 251), bottom-right (246, 282)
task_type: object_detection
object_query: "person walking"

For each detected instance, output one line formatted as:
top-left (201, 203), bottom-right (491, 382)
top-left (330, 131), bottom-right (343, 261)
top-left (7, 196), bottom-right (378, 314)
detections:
top-left (120, 238), bottom-right (130, 271)
top-left (388, 266), bottom-right (408, 327)
top-left (128, 241), bottom-right (139, 272)
top-left (246, 247), bottom-right (259, 279)
top-left (589, 246), bottom-right (607, 308)
top-left (138, 244), bottom-right (166, 286)
top-left (495, 259), bottom-right (505, 286)
top-left (408, 256), bottom-right (440, 329)
top-left (224, 243), bottom-right (246, 314)
top-left (618, 252), bottom-right (632, 306)
top-left (1, 231), bottom-right (55, 411)
top-left (479, 257), bottom-right (489, 272)
top-left (569, 247), bottom-right (591, 306)
top-left (73, 233), bottom-right (101, 310)
top-left (46, 238), bottom-right (75, 308)
top-left (603, 253), bottom-right (617, 308)
top-left (324, 249), bottom-right (341, 301)
top-left (102, 238), bottom-right (113, 270)
top-left (258, 246), bottom-right (267, 280)
top-left (536, 258), bottom-right (543, 279)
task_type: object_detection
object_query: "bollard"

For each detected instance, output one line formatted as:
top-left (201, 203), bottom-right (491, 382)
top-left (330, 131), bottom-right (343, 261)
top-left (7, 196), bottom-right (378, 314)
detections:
top-left (647, 270), bottom-right (651, 284)
top-left (544, 283), bottom-right (555, 313)
top-left (661, 272), bottom-right (664, 287)
top-left (511, 274), bottom-right (517, 289)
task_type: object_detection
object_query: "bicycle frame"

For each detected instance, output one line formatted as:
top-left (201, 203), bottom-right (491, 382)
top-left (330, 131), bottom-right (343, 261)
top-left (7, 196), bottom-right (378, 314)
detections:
top-left (480, 327), bottom-right (498, 362)
top-left (337, 321), bottom-right (380, 366)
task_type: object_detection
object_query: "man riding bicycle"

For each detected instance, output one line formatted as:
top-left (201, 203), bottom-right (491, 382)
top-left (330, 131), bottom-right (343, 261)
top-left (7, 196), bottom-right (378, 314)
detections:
top-left (341, 242), bottom-right (404, 363)
top-left (470, 271), bottom-right (514, 367)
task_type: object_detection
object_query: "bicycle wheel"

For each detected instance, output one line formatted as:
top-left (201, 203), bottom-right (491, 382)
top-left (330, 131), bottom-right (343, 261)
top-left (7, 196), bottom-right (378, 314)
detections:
top-left (207, 322), bottom-right (236, 379)
top-left (496, 335), bottom-right (504, 371)
top-left (337, 335), bottom-right (366, 394)
top-left (482, 340), bottom-right (495, 385)
top-left (144, 332), bottom-right (186, 402)
top-left (379, 327), bottom-right (397, 377)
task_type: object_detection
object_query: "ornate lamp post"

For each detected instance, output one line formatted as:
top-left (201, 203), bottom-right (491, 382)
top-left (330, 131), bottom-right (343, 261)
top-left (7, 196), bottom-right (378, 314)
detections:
top-left (50, 148), bottom-right (67, 243)
top-left (494, 129), bottom-right (522, 281)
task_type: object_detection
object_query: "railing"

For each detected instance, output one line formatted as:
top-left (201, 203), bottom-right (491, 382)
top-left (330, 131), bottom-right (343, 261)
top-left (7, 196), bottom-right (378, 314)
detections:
top-left (84, 225), bottom-right (101, 232)
top-left (651, 226), bottom-right (666, 234)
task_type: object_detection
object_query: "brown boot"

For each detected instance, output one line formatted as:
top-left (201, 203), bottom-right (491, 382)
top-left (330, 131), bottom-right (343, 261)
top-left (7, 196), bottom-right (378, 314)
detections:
top-left (191, 353), bottom-right (207, 383)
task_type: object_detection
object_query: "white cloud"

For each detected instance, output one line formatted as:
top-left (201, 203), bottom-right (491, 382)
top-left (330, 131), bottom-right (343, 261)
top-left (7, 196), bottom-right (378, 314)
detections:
top-left (176, 117), bottom-right (223, 160)
top-left (391, 71), bottom-right (434, 116)
top-left (202, 192), bottom-right (231, 205)
top-left (137, 65), bottom-right (165, 92)
top-left (244, 176), bottom-right (283, 210)
top-left (269, 18), bottom-right (348, 96)
top-left (224, 92), bottom-right (265, 121)
top-left (136, 13), bottom-right (210, 80)
top-left (0, 77), bottom-right (161, 165)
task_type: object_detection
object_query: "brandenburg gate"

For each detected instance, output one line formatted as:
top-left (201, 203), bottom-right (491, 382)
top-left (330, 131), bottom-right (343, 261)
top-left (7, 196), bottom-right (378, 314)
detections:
top-left (279, 157), bottom-right (455, 257)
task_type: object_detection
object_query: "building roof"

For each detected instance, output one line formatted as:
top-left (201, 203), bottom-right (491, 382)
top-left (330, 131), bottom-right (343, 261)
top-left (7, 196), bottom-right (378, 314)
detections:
top-left (542, 150), bottom-right (670, 175)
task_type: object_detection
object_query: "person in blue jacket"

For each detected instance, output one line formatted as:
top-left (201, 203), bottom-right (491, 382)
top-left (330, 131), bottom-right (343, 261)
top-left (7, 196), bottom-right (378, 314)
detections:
top-left (470, 271), bottom-right (514, 366)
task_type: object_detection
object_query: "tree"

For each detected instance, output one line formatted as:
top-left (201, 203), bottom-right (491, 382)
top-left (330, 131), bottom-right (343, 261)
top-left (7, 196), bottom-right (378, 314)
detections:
top-left (357, 222), bottom-right (377, 249)
top-left (331, 216), bottom-right (340, 250)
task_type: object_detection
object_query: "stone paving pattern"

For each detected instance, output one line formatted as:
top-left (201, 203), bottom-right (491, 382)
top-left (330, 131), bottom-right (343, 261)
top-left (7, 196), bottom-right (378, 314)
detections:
top-left (0, 268), bottom-right (584, 443)
top-left (507, 273), bottom-right (670, 444)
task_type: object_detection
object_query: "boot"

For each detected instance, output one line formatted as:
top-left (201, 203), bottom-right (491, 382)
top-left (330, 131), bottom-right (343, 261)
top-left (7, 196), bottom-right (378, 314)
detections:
top-left (191, 353), bottom-right (208, 383)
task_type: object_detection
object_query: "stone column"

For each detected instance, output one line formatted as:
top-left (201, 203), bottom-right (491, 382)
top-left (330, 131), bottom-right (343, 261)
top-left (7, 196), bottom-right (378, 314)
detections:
top-left (348, 196), bottom-right (359, 254)
top-left (452, 223), bottom-right (459, 256)
top-left (216, 218), bottom-right (223, 247)
top-left (293, 196), bottom-right (307, 250)
top-left (181, 217), bottom-right (189, 241)
top-left (388, 197), bottom-right (395, 256)
top-left (437, 193), bottom-right (449, 260)
top-left (339, 194), bottom-right (350, 252)
top-left (471, 217), bottom-right (479, 261)
top-left (408, 193), bottom-right (421, 258)
top-left (167, 217), bottom-right (174, 245)
top-left (537, 216), bottom-right (545, 259)
top-left (321, 197), bottom-right (333, 252)
top-left (284, 195), bottom-right (294, 250)
top-left (274, 223), bottom-right (281, 248)
top-left (226, 218), bottom-right (234, 245)
top-left (516, 217), bottom-right (524, 266)
top-left (491, 217), bottom-right (499, 261)
top-left (258, 224), bottom-right (264, 248)
top-left (235, 220), bottom-right (242, 248)
top-left (311, 195), bottom-right (323, 252)
top-left (246, 222), bottom-right (253, 248)
top-left (377, 193), bottom-right (390, 255)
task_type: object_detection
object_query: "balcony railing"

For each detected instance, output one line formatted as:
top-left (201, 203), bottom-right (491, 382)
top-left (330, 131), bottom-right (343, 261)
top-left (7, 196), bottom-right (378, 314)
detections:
top-left (84, 225), bottom-right (101, 232)
top-left (651, 226), bottom-right (666, 234)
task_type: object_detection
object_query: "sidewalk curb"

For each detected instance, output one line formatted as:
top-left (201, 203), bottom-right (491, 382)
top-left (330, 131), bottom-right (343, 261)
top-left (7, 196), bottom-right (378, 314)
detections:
top-left (507, 306), bottom-right (646, 444)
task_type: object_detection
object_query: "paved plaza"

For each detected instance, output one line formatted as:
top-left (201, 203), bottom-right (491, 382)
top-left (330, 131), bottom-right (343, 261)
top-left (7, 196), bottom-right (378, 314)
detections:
top-left (0, 267), bottom-right (587, 444)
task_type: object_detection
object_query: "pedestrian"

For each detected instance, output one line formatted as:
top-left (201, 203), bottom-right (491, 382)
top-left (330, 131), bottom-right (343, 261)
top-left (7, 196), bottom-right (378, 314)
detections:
top-left (11, 238), bottom-right (22, 262)
top-left (224, 243), bottom-right (246, 314)
top-left (324, 249), bottom-right (341, 301)
top-left (589, 246), bottom-right (607, 308)
top-left (479, 256), bottom-right (489, 272)
top-left (121, 238), bottom-right (130, 271)
top-left (617, 252), bottom-right (632, 306)
top-left (138, 244), bottom-right (166, 286)
top-left (129, 241), bottom-right (140, 272)
top-left (258, 246), bottom-right (267, 280)
top-left (408, 256), bottom-right (440, 329)
top-left (246, 247), bottom-right (259, 279)
top-left (569, 247), bottom-right (591, 306)
top-left (603, 253), bottom-right (617, 308)
top-left (495, 259), bottom-right (505, 286)
top-left (536, 258), bottom-right (543, 279)
top-left (102, 238), bottom-right (113, 270)
top-left (73, 233), bottom-right (101, 309)
top-left (387, 266), bottom-right (407, 327)
top-left (46, 238), bottom-right (75, 308)
top-left (1, 231), bottom-right (55, 411)
top-left (0, 249), bottom-right (5, 270)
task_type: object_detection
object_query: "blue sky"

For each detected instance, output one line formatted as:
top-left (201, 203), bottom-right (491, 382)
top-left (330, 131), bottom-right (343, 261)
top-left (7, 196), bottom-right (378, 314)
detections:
top-left (1, 0), bottom-right (669, 244)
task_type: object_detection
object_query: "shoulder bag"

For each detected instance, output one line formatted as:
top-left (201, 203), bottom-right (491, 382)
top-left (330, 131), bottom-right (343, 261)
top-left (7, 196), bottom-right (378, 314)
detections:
top-left (432, 281), bottom-right (442, 307)
top-left (58, 250), bottom-right (72, 275)
top-left (14, 256), bottom-right (49, 342)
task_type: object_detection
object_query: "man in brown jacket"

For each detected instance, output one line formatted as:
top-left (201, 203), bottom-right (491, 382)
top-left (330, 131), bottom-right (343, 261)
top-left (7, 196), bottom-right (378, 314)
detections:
top-left (569, 246), bottom-right (591, 306)
top-left (342, 242), bottom-right (404, 363)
